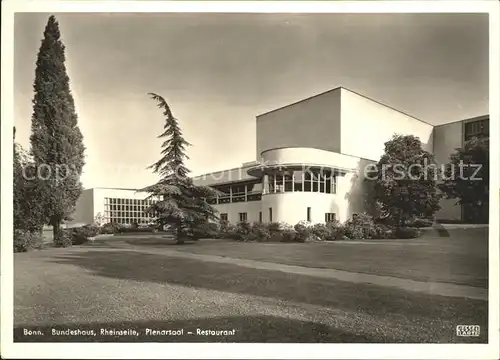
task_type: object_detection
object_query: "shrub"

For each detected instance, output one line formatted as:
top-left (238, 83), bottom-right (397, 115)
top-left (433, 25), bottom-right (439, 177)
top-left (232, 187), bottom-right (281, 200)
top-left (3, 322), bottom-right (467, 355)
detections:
top-left (394, 227), bottom-right (421, 239)
top-left (117, 226), bottom-right (158, 234)
top-left (69, 229), bottom-right (89, 245)
top-left (219, 220), bottom-right (237, 239)
top-left (267, 222), bottom-right (294, 242)
top-left (280, 229), bottom-right (298, 243)
top-left (294, 221), bottom-right (317, 242)
top-left (80, 224), bottom-right (101, 237)
top-left (311, 223), bottom-right (328, 239)
top-left (268, 222), bottom-right (289, 233)
top-left (370, 223), bottom-right (395, 239)
top-left (14, 229), bottom-right (43, 252)
top-left (249, 222), bottom-right (272, 242)
top-left (343, 221), bottom-right (364, 240)
top-left (101, 222), bottom-right (120, 234)
top-left (191, 221), bottom-right (220, 239)
top-left (235, 221), bottom-right (252, 241)
top-left (324, 221), bottom-right (346, 241)
top-left (54, 229), bottom-right (72, 247)
top-left (59, 225), bottom-right (102, 246)
top-left (406, 217), bottom-right (434, 228)
top-left (344, 213), bottom-right (377, 240)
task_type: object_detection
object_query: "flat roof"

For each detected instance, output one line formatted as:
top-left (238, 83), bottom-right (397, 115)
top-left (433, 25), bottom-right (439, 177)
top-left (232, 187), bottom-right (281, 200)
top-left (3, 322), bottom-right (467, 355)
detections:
top-left (84, 187), bottom-right (143, 192)
top-left (434, 114), bottom-right (490, 127)
top-left (191, 162), bottom-right (256, 180)
top-left (257, 86), bottom-right (433, 126)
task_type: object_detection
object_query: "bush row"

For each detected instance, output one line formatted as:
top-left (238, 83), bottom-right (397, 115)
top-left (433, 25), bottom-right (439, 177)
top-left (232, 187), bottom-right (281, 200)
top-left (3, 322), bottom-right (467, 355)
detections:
top-left (52, 224), bottom-right (102, 247)
top-left (197, 213), bottom-right (423, 243)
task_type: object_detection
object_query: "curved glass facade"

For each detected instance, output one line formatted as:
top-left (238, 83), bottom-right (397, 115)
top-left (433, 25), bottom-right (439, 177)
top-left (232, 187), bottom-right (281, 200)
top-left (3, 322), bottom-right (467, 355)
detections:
top-left (264, 168), bottom-right (337, 194)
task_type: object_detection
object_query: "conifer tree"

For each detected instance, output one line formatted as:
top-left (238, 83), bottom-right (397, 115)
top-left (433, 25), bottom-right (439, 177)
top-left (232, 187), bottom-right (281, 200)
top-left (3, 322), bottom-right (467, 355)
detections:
top-left (29, 15), bottom-right (85, 245)
top-left (14, 127), bottom-right (45, 233)
top-left (142, 93), bottom-right (219, 244)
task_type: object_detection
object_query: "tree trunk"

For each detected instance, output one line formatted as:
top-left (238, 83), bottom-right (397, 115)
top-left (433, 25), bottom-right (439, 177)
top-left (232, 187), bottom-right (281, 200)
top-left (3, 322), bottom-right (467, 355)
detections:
top-left (52, 221), bottom-right (60, 243)
top-left (176, 226), bottom-right (185, 245)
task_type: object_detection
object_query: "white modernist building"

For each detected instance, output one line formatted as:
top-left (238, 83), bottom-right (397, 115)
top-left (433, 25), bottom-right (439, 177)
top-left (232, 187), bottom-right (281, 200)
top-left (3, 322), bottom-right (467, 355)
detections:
top-left (71, 87), bottom-right (489, 226)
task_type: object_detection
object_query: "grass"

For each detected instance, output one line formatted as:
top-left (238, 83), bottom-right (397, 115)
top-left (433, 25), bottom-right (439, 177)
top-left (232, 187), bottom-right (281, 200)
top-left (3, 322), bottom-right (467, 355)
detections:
top-left (14, 241), bottom-right (488, 343)
top-left (164, 228), bottom-right (489, 288)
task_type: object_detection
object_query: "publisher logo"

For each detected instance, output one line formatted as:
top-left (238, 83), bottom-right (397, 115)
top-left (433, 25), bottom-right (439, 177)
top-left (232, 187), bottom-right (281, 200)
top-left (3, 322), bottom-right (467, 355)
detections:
top-left (456, 325), bottom-right (480, 337)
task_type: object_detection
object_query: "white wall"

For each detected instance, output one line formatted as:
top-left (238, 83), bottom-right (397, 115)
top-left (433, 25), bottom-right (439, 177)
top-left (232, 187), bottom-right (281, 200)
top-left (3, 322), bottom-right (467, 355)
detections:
top-left (212, 201), bottom-right (262, 224)
top-left (256, 89), bottom-right (341, 159)
top-left (261, 191), bottom-right (351, 224)
top-left (340, 88), bottom-right (434, 161)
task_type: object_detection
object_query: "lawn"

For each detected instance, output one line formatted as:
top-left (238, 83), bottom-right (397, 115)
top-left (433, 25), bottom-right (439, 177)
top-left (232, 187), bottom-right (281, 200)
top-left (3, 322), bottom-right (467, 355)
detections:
top-left (127, 228), bottom-right (489, 288)
top-left (14, 235), bottom-right (488, 343)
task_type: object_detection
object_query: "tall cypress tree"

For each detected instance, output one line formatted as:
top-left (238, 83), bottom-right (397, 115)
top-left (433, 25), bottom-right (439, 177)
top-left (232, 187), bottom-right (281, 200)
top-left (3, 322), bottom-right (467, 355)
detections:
top-left (141, 93), bottom-right (219, 244)
top-left (30, 15), bottom-right (85, 245)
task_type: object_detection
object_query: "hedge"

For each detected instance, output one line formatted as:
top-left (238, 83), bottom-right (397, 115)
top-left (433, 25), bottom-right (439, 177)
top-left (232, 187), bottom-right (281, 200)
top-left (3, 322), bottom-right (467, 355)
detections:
top-left (214, 213), bottom-right (421, 242)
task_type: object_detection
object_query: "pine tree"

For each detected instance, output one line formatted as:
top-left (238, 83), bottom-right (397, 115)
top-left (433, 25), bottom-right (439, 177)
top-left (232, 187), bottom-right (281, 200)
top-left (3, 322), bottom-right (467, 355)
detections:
top-left (141, 93), bottom-right (219, 244)
top-left (29, 15), bottom-right (85, 245)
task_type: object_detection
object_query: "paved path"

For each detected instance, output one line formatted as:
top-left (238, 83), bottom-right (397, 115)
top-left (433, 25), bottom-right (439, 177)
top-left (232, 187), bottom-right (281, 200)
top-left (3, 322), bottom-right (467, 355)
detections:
top-left (88, 245), bottom-right (488, 301)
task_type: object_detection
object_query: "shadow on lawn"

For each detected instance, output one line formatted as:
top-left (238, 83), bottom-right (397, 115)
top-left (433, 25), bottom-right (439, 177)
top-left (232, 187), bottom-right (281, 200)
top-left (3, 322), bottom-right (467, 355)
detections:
top-left (47, 250), bottom-right (488, 338)
top-left (14, 315), bottom-right (383, 343)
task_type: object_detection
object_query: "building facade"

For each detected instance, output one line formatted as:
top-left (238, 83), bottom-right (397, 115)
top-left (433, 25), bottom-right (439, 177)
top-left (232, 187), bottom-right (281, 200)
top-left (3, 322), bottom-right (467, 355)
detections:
top-left (69, 187), bottom-right (160, 227)
top-left (433, 115), bottom-right (490, 223)
top-left (70, 87), bottom-right (489, 226)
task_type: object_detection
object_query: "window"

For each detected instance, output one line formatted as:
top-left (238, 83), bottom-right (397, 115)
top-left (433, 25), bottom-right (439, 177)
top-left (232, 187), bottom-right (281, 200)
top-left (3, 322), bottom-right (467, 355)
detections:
top-left (275, 174), bottom-right (284, 193)
top-left (304, 171), bottom-right (313, 192)
top-left (220, 213), bottom-right (228, 222)
top-left (293, 170), bottom-right (303, 192)
top-left (307, 207), bottom-right (311, 222)
top-left (232, 185), bottom-right (245, 196)
top-left (259, 211), bottom-right (262, 223)
top-left (239, 212), bottom-right (247, 222)
top-left (312, 172), bottom-right (319, 192)
top-left (269, 207), bottom-right (273, 222)
top-left (232, 184), bottom-right (246, 203)
top-left (284, 171), bottom-right (293, 192)
top-left (263, 169), bottom-right (338, 194)
top-left (465, 119), bottom-right (489, 141)
top-left (325, 213), bottom-right (336, 223)
top-left (104, 197), bottom-right (158, 225)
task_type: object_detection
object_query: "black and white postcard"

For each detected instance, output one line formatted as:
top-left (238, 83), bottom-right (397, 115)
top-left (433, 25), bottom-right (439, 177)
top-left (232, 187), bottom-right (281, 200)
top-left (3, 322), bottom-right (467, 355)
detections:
top-left (1, 1), bottom-right (499, 359)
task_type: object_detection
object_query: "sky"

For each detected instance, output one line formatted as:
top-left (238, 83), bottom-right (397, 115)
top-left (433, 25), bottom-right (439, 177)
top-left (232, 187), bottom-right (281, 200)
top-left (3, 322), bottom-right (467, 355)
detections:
top-left (14, 12), bottom-right (489, 189)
